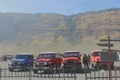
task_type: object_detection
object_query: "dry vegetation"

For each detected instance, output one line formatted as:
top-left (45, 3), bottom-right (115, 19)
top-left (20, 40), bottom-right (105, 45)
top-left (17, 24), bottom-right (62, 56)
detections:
top-left (0, 8), bottom-right (120, 55)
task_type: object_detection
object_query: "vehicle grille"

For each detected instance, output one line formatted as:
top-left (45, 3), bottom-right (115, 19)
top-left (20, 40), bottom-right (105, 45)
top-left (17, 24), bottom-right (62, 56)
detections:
top-left (12, 61), bottom-right (22, 66)
top-left (38, 62), bottom-right (49, 67)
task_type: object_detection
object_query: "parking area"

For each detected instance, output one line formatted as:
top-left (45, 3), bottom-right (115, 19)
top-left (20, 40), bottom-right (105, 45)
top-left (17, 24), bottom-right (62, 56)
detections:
top-left (0, 61), bottom-right (82, 80)
top-left (0, 61), bottom-right (120, 80)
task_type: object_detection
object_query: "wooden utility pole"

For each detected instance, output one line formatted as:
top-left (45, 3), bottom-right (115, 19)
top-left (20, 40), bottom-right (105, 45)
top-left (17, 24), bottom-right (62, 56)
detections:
top-left (97, 36), bottom-right (120, 80)
top-left (107, 36), bottom-right (111, 80)
top-left (97, 36), bottom-right (112, 80)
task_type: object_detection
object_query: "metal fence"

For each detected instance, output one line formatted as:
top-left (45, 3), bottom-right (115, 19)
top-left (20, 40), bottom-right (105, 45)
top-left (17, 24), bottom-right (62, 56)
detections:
top-left (1, 65), bottom-right (120, 80)
top-left (85, 67), bottom-right (120, 80)
top-left (0, 67), bottom-right (78, 80)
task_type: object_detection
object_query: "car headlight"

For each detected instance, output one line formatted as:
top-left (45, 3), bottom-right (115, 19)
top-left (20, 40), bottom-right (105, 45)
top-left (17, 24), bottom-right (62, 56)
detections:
top-left (44, 62), bottom-right (47, 65)
top-left (20, 61), bottom-right (27, 64)
top-left (36, 62), bottom-right (39, 65)
top-left (48, 61), bottom-right (53, 64)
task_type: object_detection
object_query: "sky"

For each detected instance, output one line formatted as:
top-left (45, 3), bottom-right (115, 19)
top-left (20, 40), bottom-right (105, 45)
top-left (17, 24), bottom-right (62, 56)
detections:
top-left (0, 0), bottom-right (120, 15)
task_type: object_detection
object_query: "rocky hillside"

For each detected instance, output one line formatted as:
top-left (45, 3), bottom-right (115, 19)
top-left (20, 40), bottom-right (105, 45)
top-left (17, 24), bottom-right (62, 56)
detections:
top-left (0, 8), bottom-right (120, 53)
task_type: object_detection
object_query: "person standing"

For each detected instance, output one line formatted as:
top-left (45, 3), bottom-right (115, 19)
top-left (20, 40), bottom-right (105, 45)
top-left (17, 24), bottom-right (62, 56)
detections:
top-left (83, 54), bottom-right (89, 70)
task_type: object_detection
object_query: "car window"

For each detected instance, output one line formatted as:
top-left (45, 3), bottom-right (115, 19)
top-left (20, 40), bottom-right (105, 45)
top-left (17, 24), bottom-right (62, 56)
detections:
top-left (64, 52), bottom-right (79, 57)
top-left (15, 55), bottom-right (29, 59)
top-left (28, 55), bottom-right (33, 58)
top-left (92, 52), bottom-right (100, 56)
top-left (39, 53), bottom-right (56, 58)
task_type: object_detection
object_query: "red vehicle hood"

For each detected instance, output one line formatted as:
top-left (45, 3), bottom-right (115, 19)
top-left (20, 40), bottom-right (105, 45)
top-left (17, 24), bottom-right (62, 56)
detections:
top-left (93, 56), bottom-right (100, 62)
top-left (64, 57), bottom-right (80, 61)
top-left (36, 58), bottom-right (52, 62)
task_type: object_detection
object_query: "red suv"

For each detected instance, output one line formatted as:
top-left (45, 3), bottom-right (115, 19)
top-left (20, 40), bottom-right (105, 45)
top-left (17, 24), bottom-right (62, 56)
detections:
top-left (33, 52), bottom-right (62, 74)
top-left (62, 51), bottom-right (82, 72)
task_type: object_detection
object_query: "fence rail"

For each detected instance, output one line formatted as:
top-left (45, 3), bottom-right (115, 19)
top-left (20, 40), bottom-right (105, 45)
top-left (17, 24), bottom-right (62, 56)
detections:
top-left (0, 67), bottom-right (77, 80)
top-left (1, 65), bottom-right (120, 80)
top-left (85, 67), bottom-right (120, 80)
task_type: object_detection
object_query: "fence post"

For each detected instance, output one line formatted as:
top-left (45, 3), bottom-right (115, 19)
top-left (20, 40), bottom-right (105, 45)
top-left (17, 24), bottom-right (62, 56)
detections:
top-left (29, 67), bottom-right (32, 80)
top-left (115, 67), bottom-right (117, 80)
top-left (0, 67), bottom-right (2, 80)
top-left (74, 66), bottom-right (76, 80)
top-left (84, 69), bottom-right (87, 80)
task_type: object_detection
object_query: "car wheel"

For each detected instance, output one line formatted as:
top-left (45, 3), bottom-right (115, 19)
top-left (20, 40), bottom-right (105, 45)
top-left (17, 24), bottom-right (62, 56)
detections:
top-left (9, 68), bottom-right (14, 72)
top-left (33, 69), bottom-right (38, 74)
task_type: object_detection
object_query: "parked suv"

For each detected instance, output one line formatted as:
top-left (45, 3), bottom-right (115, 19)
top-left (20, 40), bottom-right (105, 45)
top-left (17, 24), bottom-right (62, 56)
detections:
top-left (1, 54), bottom-right (13, 61)
top-left (90, 50), bottom-right (114, 69)
top-left (62, 51), bottom-right (82, 72)
top-left (8, 53), bottom-right (34, 72)
top-left (33, 52), bottom-right (62, 74)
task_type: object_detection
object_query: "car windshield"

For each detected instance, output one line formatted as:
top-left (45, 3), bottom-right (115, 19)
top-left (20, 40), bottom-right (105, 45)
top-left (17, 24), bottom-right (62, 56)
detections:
top-left (64, 52), bottom-right (79, 57)
top-left (15, 55), bottom-right (29, 59)
top-left (38, 53), bottom-right (56, 58)
top-left (93, 52), bottom-right (100, 56)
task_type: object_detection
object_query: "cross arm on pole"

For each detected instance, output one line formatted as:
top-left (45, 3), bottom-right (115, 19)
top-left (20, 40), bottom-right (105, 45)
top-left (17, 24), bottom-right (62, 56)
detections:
top-left (100, 39), bottom-right (120, 42)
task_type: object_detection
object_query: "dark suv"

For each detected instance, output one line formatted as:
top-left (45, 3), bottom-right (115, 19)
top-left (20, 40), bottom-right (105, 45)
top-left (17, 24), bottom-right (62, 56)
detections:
top-left (8, 53), bottom-right (34, 72)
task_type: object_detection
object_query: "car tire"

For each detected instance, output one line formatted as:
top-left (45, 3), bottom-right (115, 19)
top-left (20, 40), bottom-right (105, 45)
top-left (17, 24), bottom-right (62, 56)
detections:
top-left (33, 69), bottom-right (38, 74)
top-left (9, 68), bottom-right (14, 72)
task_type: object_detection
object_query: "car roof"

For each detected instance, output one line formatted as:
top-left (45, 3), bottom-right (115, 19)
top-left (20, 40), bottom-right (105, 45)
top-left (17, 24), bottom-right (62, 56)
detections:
top-left (91, 50), bottom-right (102, 53)
top-left (39, 52), bottom-right (60, 54)
top-left (16, 53), bottom-right (33, 55)
top-left (64, 51), bottom-right (80, 53)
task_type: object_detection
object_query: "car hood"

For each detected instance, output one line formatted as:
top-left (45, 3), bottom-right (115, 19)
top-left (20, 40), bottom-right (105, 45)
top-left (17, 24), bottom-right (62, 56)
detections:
top-left (11, 58), bottom-right (26, 62)
top-left (64, 57), bottom-right (79, 61)
top-left (93, 56), bottom-right (100, 61)
top-left (36, 58), bottom-right (51, 62)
